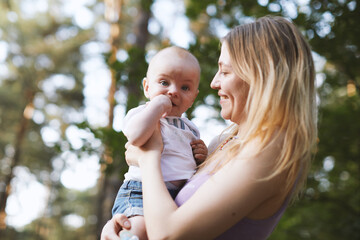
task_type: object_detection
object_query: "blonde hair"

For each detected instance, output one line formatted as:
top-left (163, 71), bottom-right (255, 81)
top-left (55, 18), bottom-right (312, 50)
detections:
top-left (201, 16), bottom-right (317, 199)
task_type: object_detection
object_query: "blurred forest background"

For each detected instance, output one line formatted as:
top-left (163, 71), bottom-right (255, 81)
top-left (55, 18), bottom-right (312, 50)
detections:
top-left (0, 0), bottom-right (359, 239)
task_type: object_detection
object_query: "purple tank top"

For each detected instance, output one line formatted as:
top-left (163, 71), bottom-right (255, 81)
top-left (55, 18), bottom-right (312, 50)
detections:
top-left (175, 170), bottom-right (290, 240)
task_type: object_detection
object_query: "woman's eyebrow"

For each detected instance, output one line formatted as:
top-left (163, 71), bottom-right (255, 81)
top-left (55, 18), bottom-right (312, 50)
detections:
top-left (219, 61), bottom-right (232, 69)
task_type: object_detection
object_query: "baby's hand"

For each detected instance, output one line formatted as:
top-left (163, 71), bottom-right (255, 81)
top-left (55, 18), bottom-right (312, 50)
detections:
top-left (151, 95), bottom-right (172, 117)
top-left (191, 139), bottom-right (208, 165)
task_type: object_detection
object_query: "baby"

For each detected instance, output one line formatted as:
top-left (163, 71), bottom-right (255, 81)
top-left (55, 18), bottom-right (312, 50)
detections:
top-left (112, 46), bottom-right (208, 239)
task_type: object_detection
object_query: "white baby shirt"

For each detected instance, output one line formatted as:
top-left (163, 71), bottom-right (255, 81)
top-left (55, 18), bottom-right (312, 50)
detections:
top-left (123, 104), bottom-right (200, 182)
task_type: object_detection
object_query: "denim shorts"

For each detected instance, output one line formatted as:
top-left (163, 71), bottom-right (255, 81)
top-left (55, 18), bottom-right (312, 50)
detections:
top-left (112, 180), bottom-right (180, 217)
top-left (112, 180), bottom-right (144, 217)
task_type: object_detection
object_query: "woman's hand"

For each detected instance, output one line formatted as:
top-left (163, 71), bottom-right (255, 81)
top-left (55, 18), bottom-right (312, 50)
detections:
top-left (125, 123), bottom-right (163, 167)
top-left (101, 214), bottom-right (131, 240)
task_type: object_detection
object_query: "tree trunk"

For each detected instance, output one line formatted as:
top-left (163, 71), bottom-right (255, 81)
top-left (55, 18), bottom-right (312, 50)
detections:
top-left (0, 93), bottom-right (35, 230)
top-left (126, 0), bottom-right (151, 111)
top-left (96, 0), bottom-right (123, 238)
top-left (96, 1), bottom-right (152, 238)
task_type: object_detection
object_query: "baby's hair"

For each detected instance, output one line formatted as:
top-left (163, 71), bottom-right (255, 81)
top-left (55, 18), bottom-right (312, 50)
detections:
top-left (146, 46), bottom-right (200, 79)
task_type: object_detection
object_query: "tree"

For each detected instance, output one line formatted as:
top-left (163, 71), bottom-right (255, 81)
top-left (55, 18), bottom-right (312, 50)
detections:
top-left (93, 0), bottom-right (155, 237)
top-left (0, 0), bottom-right (95, 238)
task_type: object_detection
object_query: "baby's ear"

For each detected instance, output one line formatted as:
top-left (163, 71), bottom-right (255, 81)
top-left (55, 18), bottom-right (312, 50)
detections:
top-left (142, 77), bottom-right (150, 98)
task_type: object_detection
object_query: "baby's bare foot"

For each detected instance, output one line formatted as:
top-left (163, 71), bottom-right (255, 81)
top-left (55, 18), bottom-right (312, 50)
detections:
top-left (120, 230), bottom-right (139, 240)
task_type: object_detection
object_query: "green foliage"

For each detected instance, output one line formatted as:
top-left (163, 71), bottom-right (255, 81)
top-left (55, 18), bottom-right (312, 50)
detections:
top-left (122, 47), bottom-right (148, 111)
top-left (186, 0), bottom-right (217, 19)
top-left (187, 38), bottom-right (221, 118)
top-left (299, 0), bottom-right (360, 86)
top-left (93, 125), bottom-right (128, 176)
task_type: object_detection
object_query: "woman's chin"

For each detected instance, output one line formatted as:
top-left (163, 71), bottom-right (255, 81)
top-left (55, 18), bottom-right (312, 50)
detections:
top-left (220, 111), bottom-right (230, 121)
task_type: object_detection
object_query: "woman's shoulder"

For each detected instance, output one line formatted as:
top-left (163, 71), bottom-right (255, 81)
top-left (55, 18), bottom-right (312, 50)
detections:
top-left (239, 132), bottom-right (283, 156)
top-left (227, 133), bottom-right (287, 190)
top-left (208, 133), bottom-right (231, 154)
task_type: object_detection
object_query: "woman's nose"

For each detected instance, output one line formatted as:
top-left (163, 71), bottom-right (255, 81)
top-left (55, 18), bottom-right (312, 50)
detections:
top-left (210, 74), bottom-right (220, 89)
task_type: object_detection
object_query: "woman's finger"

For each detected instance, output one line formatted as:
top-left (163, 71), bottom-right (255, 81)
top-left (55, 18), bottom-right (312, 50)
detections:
top-left (101, 219), bottom-right (120, 240)
top-left (100, 214), bottom-right (132, 240)
top-left (113, 214), bottom-right (131, 230)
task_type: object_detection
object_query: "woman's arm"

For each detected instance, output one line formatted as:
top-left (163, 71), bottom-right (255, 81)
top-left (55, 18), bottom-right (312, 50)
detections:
top-left (136, 132), bottom-right (286, 239)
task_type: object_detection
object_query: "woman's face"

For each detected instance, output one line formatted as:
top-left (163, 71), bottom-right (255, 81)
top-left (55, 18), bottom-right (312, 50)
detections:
top-left (210, 42), bottom-right (249, 124)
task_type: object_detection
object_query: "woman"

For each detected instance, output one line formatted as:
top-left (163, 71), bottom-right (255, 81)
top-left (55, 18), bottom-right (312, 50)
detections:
top-left (101, 15), bottom-right (317, 240)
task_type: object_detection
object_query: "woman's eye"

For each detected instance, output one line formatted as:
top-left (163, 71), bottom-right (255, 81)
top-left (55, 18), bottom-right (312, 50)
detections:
top-left (217, 69), bottom-right (227, 76)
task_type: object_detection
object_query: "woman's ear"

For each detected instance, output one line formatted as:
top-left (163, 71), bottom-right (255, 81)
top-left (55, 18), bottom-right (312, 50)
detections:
top-left (142, 77), bottom-right (149, 98)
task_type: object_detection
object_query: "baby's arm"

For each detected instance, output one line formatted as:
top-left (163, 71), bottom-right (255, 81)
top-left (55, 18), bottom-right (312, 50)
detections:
top-left (191, 139), bottom-right (208, 165)
top-left (123, 95), bottom-right (172, 146)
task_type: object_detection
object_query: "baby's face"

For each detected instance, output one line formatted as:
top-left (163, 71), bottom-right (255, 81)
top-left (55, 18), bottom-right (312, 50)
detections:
top-left (144, 54), bottom-right (200, 117)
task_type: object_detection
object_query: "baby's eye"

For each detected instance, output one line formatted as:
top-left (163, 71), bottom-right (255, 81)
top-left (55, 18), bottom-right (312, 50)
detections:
top-left (160, 80), bottom-right (169, 86)
top-left (181, 86), bottom-right (190, 91)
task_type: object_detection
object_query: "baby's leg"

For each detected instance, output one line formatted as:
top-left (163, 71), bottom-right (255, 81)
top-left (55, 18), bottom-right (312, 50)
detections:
top-left (120, 215), bottom-right (147, 240)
